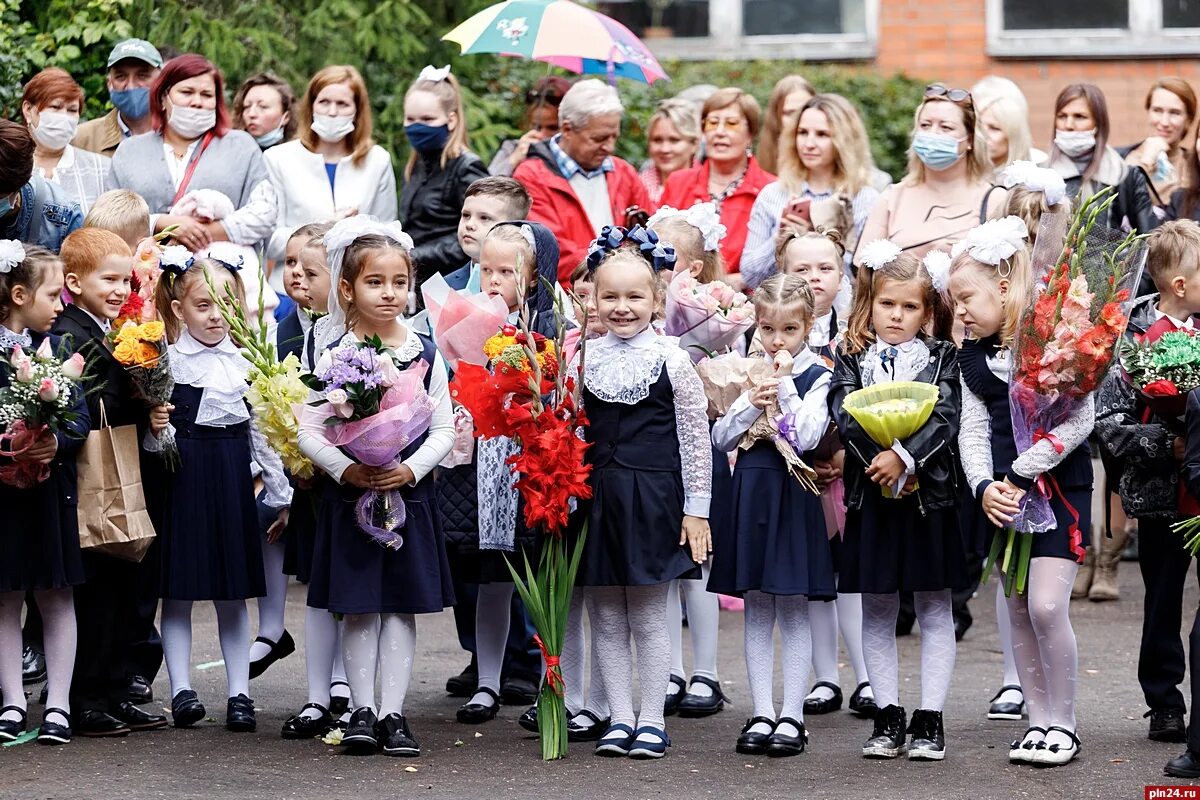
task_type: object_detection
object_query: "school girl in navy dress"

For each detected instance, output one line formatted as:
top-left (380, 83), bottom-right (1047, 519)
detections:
top-left (829, 242), bottom-right (965, 762)
top-left (0, 243), bottom-right (90, 746)
top-left (708, 275), bottom-right (836, 758)
top-left (298, 217), bottom-right (455, 758)
top-left (948, 218), bottom-right (1090, 768)
top-left (151, 252), bottom-right (292, 734)
top-left (576, 227), bottom-right (712, 760)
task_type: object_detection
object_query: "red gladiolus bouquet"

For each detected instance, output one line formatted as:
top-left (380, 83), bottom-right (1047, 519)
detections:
top-left (448, 276), bottom-right (591, 761)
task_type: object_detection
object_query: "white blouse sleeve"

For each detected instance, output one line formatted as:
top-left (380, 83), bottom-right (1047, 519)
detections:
top-left (776, 370), bottom-right (832, 453)
top-left (220, 179), bottom-right (277, 245)
top-left (958, 382), bottom-right (995, 496)
top-left (1011, 393), bottom-right (1095, 481)
top-left (711, 390), bottom-right (760, 452)
top-left (298, 394), bottom-right (356, 484)
top-left (665, 348), bottom-right (713, 518)
top-left (250, 420), bottom-right (293, 510)
top-left (400, 352), bottom-right (455, 484)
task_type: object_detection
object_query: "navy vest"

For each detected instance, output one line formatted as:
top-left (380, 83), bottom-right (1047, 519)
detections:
top-left (585, 370), bottom-right (680, 473)
top-left (738, 362), bottom-right (830, 469)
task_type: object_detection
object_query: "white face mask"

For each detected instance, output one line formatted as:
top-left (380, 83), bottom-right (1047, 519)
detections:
top-left (1055, 129), bottom-right (1097, 158)
top-left (310, 113), bottom-right (355, 143)
top-left (31, 110), bottom-right (79, 151)
top-left (168, 104), bottom-right (216, 140)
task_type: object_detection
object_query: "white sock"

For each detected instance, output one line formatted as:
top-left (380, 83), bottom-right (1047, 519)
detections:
top-left (913, 590), bottom-right (955, 712)
top-left (35, 588), bottom-right (76, 717)
top-left (995, 583), bottom-right (1022, 704)
top-left (470, 582), bottom-right (513, 708)
top-left (214, 599), bottom-right (251, 698)
top-left (303, 606), bottom-right (337, 719)
top-left (161, 599), bottom-right (195, 698)
top-left (861, 593), bottom-right (900, 709)
top-left (743, 591), bottom-right (777, 735)
top-left (0, 591), bottom-right (24, 719)
top-left (808, 599), bottom-right (839, 700)
top-left (776, 594), bottom-right (812, 725)
top-left (378, 613), bottom-right (416, 717)
top-left (628, 584), bottom-right (671, 738)
top-left (563, 591), bottom-right (586, 714)
top-left (343, 613), bottom-right (380, 714)
top-left (681, 566), bottom-right (719, 695)
top-left (251, 534), bottom-right (288, 663)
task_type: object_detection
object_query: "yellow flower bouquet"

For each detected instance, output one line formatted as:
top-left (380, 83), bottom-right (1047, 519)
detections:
top-left (842, 381), bottom-right (940, 498)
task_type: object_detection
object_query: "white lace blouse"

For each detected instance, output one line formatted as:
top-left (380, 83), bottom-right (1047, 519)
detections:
top-left (711, 347), bottom-right (831, 454)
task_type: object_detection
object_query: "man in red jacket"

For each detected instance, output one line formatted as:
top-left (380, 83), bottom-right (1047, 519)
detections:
top-left (514, 79), bottom-right (653, 283)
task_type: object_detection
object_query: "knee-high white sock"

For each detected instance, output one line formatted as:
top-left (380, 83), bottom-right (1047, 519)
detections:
top-left (214, 599), bottom-right (251, 698)
top-left (628, 583), bottom-right (671, 735)
top-left (861, 593), bottom-right (900, 709)
top-left (378, 613), bottom-right (417, 717)
top-left (470, 582), bottom-right (513, 707)
top-left (302, 606), bottom-right (338, 719)
top-left (585, 601), bottom-right (609, 719)
top-left (743, 591), bottom-right (777, 735)
top-left (913, 590), bottom-right (955, 712)
top-left (343, 613), bottom-right (381, 714)
top-left (161, 599), bottom-right (195, 698)
top-left (808, 599), bottom-right (839, 700)
top-left (563, 591), bottom-right (586, 714)
top-left (0, 591), bottom-right (26, 719)
top-left (682, 565), bottom-right (720, 687)
top-left (835, 590), bottom-right (870, 688)
top-left (251, 536), bottom-right (289, 662)
top-left (995, 582), bottom-right (1022, 704)
top-left (776, 594), bottom-right (812, 733)
top-left (36, 588), bottom-right (76, 718)
top-left (586, 586), bottom-right (633, 728)
top-left (1025, 557), bottom-right (1080, 749)
top-left (666, 580), bottom-right (685, 688)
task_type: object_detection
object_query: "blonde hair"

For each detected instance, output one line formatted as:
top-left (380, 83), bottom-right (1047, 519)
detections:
top-left (777, 93), bottom-right (875, 197)
top-left (775, 227), bottom-right (845, 271)
top-left (978, 95), bottom-right (1032, 169)
top-left (483, 225), bottom-right (537, 284)
top-left (759, 74), bottom-right (816, 174)
top-left (648, 216), bottom-right (723, 284)
top-left (404, 71), bottom-right (469, 180)
top-left (1147, 219), bottom-right (1200, 289)
top-left (83, 189), bottom-right (150, 249)
top-left (1000, 186), bottom-right (1068, 250)
top-left (950, 248), bottom-right (1033, 347)
top-left (299, 65), bottom-right (375, 168)
top-left (902, 96), bottom-right (992, 187)
top-left (843, 253), bottom-right (952, 353)
top-left (648, 98), bottom-right (701, 152)
top-left (592, 249), bottom-right (667, 301)
top-left (154, 258), bottom-right (247, 343)
top-left (754, 273), bottom-right (814, 322)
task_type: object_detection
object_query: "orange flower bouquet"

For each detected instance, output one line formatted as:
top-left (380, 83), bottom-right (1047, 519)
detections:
top-left (107, 320), bottom-right (178, 467)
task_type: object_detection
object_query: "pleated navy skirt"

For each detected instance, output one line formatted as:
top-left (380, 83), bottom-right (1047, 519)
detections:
top-left (282, 481), bottom-right (319, 583)
top-left (0, 477), bottom-right (84, 592)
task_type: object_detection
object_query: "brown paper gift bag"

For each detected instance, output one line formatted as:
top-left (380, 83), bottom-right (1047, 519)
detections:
top-left (77, 402), bottom-right (156, 562)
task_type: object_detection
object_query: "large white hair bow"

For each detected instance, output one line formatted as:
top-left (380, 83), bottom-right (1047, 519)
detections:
top-left (419, 65), bottom-right (452, 83)
top-left (647, 201), bottom-right (727, 252)
top-left (922, 249), bottom-right (952, 293)
top-left (951, 215), bottom-right (1029, 266)
top-left (859, 239), bottom-right (902, 271)
top-left (999, 160), bottom-right (1068, 208)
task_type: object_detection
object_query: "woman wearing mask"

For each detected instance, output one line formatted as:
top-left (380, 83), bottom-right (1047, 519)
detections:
top-left (489, 76), bottom-right (571, 177)
top-left (263, 65), bottom-right (397, 266)
top-left (20, 68), bottom-right (110, 215)
top-left (1120, 77), bottom-right (1196, 212)
top-left (857, 84), bottom-right (1006, 264)
top-left (234, 73), bottom-right (297, 152)
top-left (639, 98), bottom-right (701, 205)
top-left (399, 65), bottom-right (490, 281)
top-left (758, 74), bottom-right (815, 175)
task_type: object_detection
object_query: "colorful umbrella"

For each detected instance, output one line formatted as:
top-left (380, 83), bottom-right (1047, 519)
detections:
top-left (443, 0), bottom-right (669, 85)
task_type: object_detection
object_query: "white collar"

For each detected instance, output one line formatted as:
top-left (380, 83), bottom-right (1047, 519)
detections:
top-left (170, 329), bottom-right (250, 427)
top-left (297, 309), bottom-right (314, 334)
top-left (875, 337), bottom-right (921, 353)
top-left (1154, 307), bottom-right (1195, 330)
top-left (599, 326), bottom-right (659, 350)
top-left (585, 327), bottom-right (678, 405)
top-left (79, 306), bottom-right (112, 334)
top-left (762, 346), bottom-right (819, 375)
top-left (116, 113), bottom-right (131, 136)
top-left (174, 328), bottom-right (238, 356)
top-left (808, 311), bottom-right (833, 346)
top-left (0, 325), bottom-right (32, 351)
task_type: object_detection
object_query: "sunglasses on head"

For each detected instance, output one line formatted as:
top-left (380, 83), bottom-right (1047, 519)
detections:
top-left (526, 89), bottom-right (563, 107)
top-left (925, 84), bottom-right (972, 103)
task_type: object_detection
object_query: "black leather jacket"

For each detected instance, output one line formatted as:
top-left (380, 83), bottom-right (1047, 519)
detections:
top-left (399, 151), bottom-right (490, 281)
top-left (1062, 163), bottom-right (1157, 238)
top-left (829, 338), bottom-right (962, 515)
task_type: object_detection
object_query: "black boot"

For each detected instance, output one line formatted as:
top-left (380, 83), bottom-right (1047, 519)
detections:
top-left (862, 704), bottom-right (907, 759)
top-left (1165, 749), bottom-right (1200, 778)
top-left (906, 709), bottom-right (946, 761)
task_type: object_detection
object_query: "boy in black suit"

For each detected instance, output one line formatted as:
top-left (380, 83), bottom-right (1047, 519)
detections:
top-left (53, 228), bottom-right (170, 736)
top-left (1166, 388), bottom-right (1200, 777)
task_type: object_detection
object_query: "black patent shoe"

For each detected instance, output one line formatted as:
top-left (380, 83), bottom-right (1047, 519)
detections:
top-left (378, 713), bottom-right (420, 757)
top-left (988, 684), bottom-right (1025, 721)
top-left (37, 708), bottom-right (72, 745)
top-left (766, 717), bottom-right (807, 757)
top-left (735, 716), bottom-right (776, 755)
top-left (226, 694), bottom-right (256, 732)
top-left (329, 681), bottom-right (351, 717)
top-left (171, 690), bottom-right (206, 728)
top-left (1148, 709), bottom-right (1188, 743)
top-left (445, 659), bottom-right (478, 698)
top-left (22, 646), bottom-right (45, 685)
top-left (663, 674), bottom-right (687, 717)
top-left (676, 676), bottom-right (728, 718)
top-left (906, 709), bottom-right (945, 761)
top-left (803, 681), bottom-right (843, 715)
top-left (567, 709), bottom-right (610, 742)
top-left (0, 706), bottom-right (27, 742)
top-left (456, 687), bottom-right (500, 724)
top-left (282, 703), bottom-right (333, 740)
top-left (518, 705), bottom-right (538, 733)
top-left (112, 701), bottom-right (168, 731)
top-left (342, 707), bottom-right (378, 751)
top-left (75, 709), bottom-right (130, 737)
top-left (849, 682), bottom-right (877, 718)
top-left (1166, 749), bottom-right (1200, 778)
top-left (248, 630), bottom-right (296, 680)
top-left (862, 704), bottom-right (907, 759)
top-left (125, 674), bottom-right (153, 705)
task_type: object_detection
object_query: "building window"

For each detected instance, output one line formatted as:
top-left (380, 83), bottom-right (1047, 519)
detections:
top-left (987, 0), bottom-right (1200, 57)
top-left (595, 0), bottom-right (876, 60)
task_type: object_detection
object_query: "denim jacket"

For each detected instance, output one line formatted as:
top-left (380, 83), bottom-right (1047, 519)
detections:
top-left (1, 176), bottom-right (83, 253)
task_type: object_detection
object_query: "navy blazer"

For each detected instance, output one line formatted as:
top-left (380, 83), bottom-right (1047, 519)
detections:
top-left (445, 262), bottom-right (472, 291)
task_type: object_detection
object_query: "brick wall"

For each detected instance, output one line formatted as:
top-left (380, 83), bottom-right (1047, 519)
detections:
top-left (875, 0), bottom-right (1200, 149)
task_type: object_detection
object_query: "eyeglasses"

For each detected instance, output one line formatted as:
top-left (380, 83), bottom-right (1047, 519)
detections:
top-left (703, 116), bottom-right (744, 132)
top-left (525, 89), bottom-right (563, 107)
top-left (924, 84), bottom-right (972, 103)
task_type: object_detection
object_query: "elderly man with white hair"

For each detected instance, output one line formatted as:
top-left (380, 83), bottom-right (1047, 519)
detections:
top-left (513, 78), bottom-right (653, 281)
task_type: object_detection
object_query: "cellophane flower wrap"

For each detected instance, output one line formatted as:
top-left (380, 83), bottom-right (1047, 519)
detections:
top-left (0, 339), bottom-right (86, 487)
top-left (1007, 190), bottom-right (1146, 541)
top-left (665, 272), bottom-right (755, 361)
top-left (842, 382), bottom-right (940, 497)
top-left (447, 272), bottom-right (592, 761)
top-left (1120, 319), bottom-right (1200, 423)
top-left (106, 320), bottom-right (179, 469)
top-left (420, 272), bottom-right (510, 372)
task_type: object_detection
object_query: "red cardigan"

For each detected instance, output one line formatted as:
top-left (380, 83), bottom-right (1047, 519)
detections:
top-left (659, 156), bottom-right (775, 275)
top-left (514, 145), bottom-right (654, 283)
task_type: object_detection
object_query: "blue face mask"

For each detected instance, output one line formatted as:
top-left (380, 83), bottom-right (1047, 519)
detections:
top-left (912, 131), bottom-right (965, 171)
top-left (110, 87), bottom-right (151, 121)
top-left (254, 126), bottom-right (285, 149)
top-left (0, 194), bottom-right (13, 219)
top-left (405, 123), bottom-right (450, 155)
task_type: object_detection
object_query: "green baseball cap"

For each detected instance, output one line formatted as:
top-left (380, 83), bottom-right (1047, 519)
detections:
top-left (106, 38), bottom-right (164, 69)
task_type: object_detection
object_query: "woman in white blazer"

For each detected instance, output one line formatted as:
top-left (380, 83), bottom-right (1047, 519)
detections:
top-left (264, 65), bottom-right (398, 265)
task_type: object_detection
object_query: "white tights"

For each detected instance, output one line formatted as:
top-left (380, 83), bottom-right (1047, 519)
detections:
top-left (0, 589), bottom-right (74, 725)
top-left (666, 564), bottom-right (720, 697)
top-left (562, 590), bottom-right (608, 719)
top-left (808, 585), bottom-right (870, 700)
top-left (342, 612), bottom-right (414, 717)
top-left (587, 584), bottom-right (670, 736)
top-left (299, 606), bottom-right (348, 720)
top-left (250, 533), bottom-right (288, 663)
top-left (468, 582), bottom-right (514, 708)
top-left (161, 598), bottom-right (251, 700)
top-left (861, 590), bottom-right (956, 711)
top-left (743, 591), bottom-right (811, 736)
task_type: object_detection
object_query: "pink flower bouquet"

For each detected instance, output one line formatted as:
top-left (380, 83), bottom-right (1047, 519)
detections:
top-left (420, 272), bottom-right (510, 372)
top-left (665, 273), bottom-right (755, 361)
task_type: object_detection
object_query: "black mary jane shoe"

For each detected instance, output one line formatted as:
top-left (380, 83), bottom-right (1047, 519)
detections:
top-left (803, 681), bottom-right (843, 715)
top-left (171, 690), bottom-right (206, 728)
top-left (37, 708), bottom-right (72, 746)
top-left (456, 687), bottom-right (500, 724)
top-left (736, 716), bottom-right (776, 756)
top-left (766, 717), bottom-right (807, 758)
top-left (125, 674), bottom-right (153, 705)
top-left (567, 709), bottom-right (610, 742)
top-left (1166, 749), bottom-right (1200, 779)
top-left (342, 707), bottom-right (379, 751)
top-left (75, 709), bottom-right (130, 738)
top-left (248, 630), bottom-right (296, 680)
top-left (378, 713), bottom-right (420, 757)
top-left (112, 701), bottom-right (168, 731)
top-left (518, 705), bottom-right (538, 733)
top-left (848, 682), bottom-right (877, 718)
top-left (676, 675), bottom-right (729, 718)
top-left (987, 684), bottom-right (1025, 721)
top-left (663, 674), bottom-right (687, 717)
top-left (282, 703), bottom-right (334, 740)
top-left (0, 706), bottom-right (27, 742)
top-left (329, 681), bottom-right (351, 717)
top-left (22, 646), bottom-right (45, 685)
top-left (226, 694), bottom-right (257, 733)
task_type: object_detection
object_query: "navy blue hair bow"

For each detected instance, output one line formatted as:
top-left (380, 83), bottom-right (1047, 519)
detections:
top-left (585, 225), bottom-right (677, 273)
top-left (208, 253), bottom-right (244, 273)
